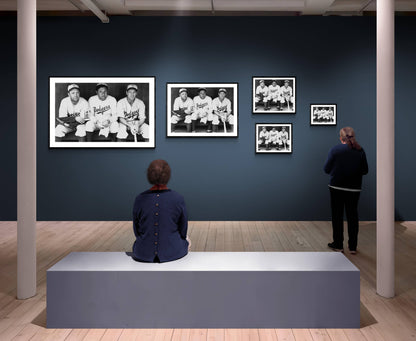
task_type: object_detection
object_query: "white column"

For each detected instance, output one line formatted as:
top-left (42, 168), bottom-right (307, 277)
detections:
top-left (17, 0), bottom-right (37, 299)
top-left (377, 0), bottom-right (395, 298)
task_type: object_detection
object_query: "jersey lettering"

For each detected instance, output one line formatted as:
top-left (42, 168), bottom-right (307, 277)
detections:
top-left (123, 109), bottom-right (140, 120)
top-left (93, 105), bottom-right (111, 115)
top-left (196, 102), bottom-right (209, 109)
top-left (217, 105), bottom-right (228, 112)
top-left (67, 112), bottom-right (80, 118)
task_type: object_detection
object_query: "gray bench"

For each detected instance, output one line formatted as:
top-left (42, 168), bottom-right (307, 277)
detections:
top-left (47, 252), bottom-right (360, 328)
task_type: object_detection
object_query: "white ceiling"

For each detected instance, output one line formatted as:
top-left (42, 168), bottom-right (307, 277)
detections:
top-left (1, 0), bottom-right (415, 16)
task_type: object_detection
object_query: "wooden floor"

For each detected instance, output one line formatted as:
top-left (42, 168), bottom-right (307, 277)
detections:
top-left (0, 221), bottom-right (415, 341)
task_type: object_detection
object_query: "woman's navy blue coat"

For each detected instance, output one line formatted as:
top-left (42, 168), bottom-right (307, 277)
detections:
top-left (132, 189), bottom-right (189, 262)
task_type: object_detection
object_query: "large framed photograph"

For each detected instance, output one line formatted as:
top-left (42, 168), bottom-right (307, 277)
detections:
top-left (167, 83), bottom-right (238, 137)
top-left (310, 104), bottom-right (337, 126)
top-left (253, 77), bottom-right (296, 114)
top-left (49, 77), bottom-right (155, 148)
top-left (256, 123), bottom-right (293, 154)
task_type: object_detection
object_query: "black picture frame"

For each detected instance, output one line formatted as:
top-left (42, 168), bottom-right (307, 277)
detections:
top-left (49, 77), bottom-right (156, 148)
top-left (167, 83), bottom-right (238, 137)
top-left (252, 77), bottom-right (296, 114)
top-left (310, 104), bottom-right (337, 126)
top-left (256, 123), bottom-right (293, 154)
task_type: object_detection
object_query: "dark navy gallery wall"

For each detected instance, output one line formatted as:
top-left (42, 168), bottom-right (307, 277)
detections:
top-left (35, 16), bottom-right (377, 221)
top-left (395, 19), bottom-right (416, 221)
top-left (1, 16), bottom-right (413, 221)
top-left (0, 17), bottom-right (17, 220)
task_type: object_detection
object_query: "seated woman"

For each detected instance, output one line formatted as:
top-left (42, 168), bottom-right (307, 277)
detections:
top-left (132, 159), bottom-right (189, 263)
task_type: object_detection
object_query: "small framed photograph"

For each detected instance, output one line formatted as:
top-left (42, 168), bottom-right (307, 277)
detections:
top-left (252, 77), bottom-right (296, 114)
top-left (310, 104), bottom-right (337, 126)
top-left (256, 123), bottom-right (293, 154)
top-left (49, 77), bottom-right (155, 148)
top-left (167, 83), bottom-right (238, 137)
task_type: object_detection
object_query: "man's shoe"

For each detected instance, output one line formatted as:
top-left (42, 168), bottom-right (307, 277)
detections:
top-left (349, 249), bottom-right (357, 254)
top-left (328, 242), bottom-right (344, 252)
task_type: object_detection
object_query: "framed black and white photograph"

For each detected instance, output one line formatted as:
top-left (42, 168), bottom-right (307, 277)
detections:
top-left (167, 83), bottom-right (238, 137)
top-left (310, 104), bottom-right (337, 126)
top-left (256, 123), bottom-right (293, 154)
top-left (49, 77), bottom-right (155, 148)
top-left (252, 77), bottom-right (296, 114)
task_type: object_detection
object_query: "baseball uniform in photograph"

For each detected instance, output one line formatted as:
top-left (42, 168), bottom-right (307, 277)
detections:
top-left (268, 84), bottom-right (281, 102)
top-left (86, 95), bottom-right (118, 137)
top-left (280, 130), bottom-right (290, 146)
top-left (280, 86), bottom-right (293, 103)
top-left (259, 129), bottom-right (270, 144)
top-left (171, 96), bottom-right (194, 124)
top-left (255, 85), bottom-right (269, 103)
top-left (212, 97), bottom-right (233, 125)
top-left (269, 129), bottom-right (279, 145)
top-left (192, 95), bottom-right (213, 124)
top-left (117, 97), bottom-right (148, 139)
top-left (55, 96), bottom-right (89, 137)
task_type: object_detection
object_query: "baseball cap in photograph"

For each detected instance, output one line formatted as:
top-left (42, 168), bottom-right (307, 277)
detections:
top-left (96, 83), bottom-right (109, 90)
top-left (218, 88), bottom-right (227, 94)
top-left (179, 88), bottom-right (187, 94)
top-left (198, 87), bottom-right (207, 92)
top-left (126, 84), bottom-right (138, 91)
top-left (67, 84), bottom-right (79, 92)
top-left (284, 79), bottom-right (290, 84)
top-left (259, 79), bottom-right (265, 83)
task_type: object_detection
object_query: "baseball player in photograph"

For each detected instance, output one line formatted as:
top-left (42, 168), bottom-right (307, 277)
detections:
top-left (116, 84), bottom-right (149, 142)
top-left (268, 80), bottom-right (281, 111)
top-left (258, 126), bottom-right (270, 150)
top-left (171, 88), bottom-right (194, 133)
top-left (55, 84), bottom-right (89, 142)
top-left (280, 80), bottom-right (294, 111)
top-left (315, 107), bottom-right (329, 122)
top-left (313, 107), bottom-right (321, 121)
top-left (326, 108), bottom-right (335, 122)
top-left (212, 88), bottom-right (233, 133)
top-left (255, 79), bottom-right (270, 111)
top-left (269, 127), bottom-right (279, 149)
top-left (192, 87), bottom-right (213, 133)
top-left (321, 108), bottom-right (329, 122)
top-left (86, 83), bottom-right (118, 141)
top-left (279, 126), bottom-right (290, 150)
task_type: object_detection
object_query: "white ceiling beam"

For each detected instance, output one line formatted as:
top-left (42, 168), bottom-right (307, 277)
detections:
top-left (327, 0), bottom-right (374, 12)
top-left (365, 0), bottom-right (416, 12)
top-left (124, 0), bottom-right (212, 11)
top-left (125, 0), bottom-right (305, 12)
top-left (100, 0), bottom-right (132, 15)
top-left (1, 0), bottom-right (416, 14)
top-left (302, 0), bottom-right (335, 14)
top-left (213, 0), bottom-right (305, 11)
top-left (78, 0), bottom-right (109, 22)
top-left (67, 0), bottom-right (86, 12)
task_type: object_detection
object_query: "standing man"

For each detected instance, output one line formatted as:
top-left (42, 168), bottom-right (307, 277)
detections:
top-left (171, 88), bottom-right (194, 133)
top-left (116, 84), bottom-right (149, 142)
top-left (212, 89), bottom-right (233, 133)
top-left (255, 79), bottom-right (270, 111)
top-left (55, 84), bottom-right (89, 142)
top-left (86, 83), bottom-right (118, 141)
top-left (192, 87), bottom-right (213, 133)
top-left (268, 80), bottom-right (281, 111)
top-left (280, 80), bottom-right (294, 111)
